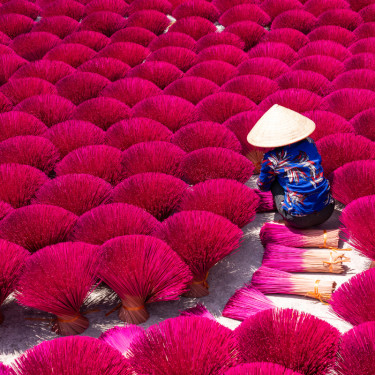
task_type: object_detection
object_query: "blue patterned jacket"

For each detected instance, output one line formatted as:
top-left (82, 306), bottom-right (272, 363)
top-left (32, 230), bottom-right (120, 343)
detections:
top-left (257, 138), bottom-right (334, 216)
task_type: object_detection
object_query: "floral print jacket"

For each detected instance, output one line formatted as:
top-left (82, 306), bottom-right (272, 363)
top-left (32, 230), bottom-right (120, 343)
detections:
top-left (257, 138), bottom-right (334, 216)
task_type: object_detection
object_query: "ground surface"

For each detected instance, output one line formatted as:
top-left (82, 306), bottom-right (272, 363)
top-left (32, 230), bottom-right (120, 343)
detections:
top-left (0, 177), bottom-right (366, 364)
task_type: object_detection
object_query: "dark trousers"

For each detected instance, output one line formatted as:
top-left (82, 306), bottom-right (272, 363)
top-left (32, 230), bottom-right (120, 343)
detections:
top-left (271, 181), bottom-right (335, 229)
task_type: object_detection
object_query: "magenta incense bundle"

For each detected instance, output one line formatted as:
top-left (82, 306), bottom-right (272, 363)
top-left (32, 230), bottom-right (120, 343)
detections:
top-left (16, 242), bottom-right (101, 335)
top-left (126, 61), bottom-right (183, 89)
top-left (260, 222), bottom-right (340, 249)
top-left (105, 118), bottom-right (172, 151)
top-left (180, 303), bottom-right (215, 320)
top-left (222, 285), bottom-right (275, 321)
top-left (178, 179), bottom-right (259, 228)
top-left (0, 239), bottom-right (29, 324)
top-left (340, 195), bottom-right (375, 261)
top-left (69, 203), bottom-right (160, 245)
top-left (236, 308), bottom-right (339, 375)
top-left (99, 235), bottom-right (192, 324)
top-left (11, 60), bottom-right (75, 84)
top-left (127, 316), bottom-right (240, 374)
top-left (55, 145), bottom-right (123, 185)
top-left (335, 322), bottom-right (375, 375)
top-left (99, 325), bottom-right (144, 356)
top-left (330, 268), bottom-right (375, 326)
top-left (43, 120), bottom-right (105, 157)
top-left (0, 163), bottom-right (47, 208)
top-left (111, 173), bottom-right (188, 221)
top-left (33, 174), bottom-right (112, 216)
top-left (251, 267), bottom-right (336, 302)
top-left (154, 210), bottom-right (242, 297)
top-left (121, 141), bottom-right (186, 179)
top-left (171, 121), bottom-right (241, 153)
top-left (100, 77), bottom-right (162, 108)
top-left (225, 363), bottom-right (303, 375)
top-left (10, 336), bottom-right (132, 374)
top-left (0, 204), bottom-right (77, 252)
top-left (262, 244), bottom-right (350, 273)
top-left (78, 57), bottom-right (130, 81)
top-left (164, 77), bottom-right (219, 106)
top-left (180, 147), bottom-right (254, 185)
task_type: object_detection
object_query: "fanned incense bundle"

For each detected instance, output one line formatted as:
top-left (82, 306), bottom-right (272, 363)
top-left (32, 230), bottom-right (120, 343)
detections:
top-left (222, 285), bottom-right (275, 321)
top-left (340, 196), bottom-right (375, 261)
top-left (100, 325), bottom-right (144, 356)
top-left (33, 174), bottom-right (112, 216)
top-left (168, 16), bottom-right (216, 40)
top-left (79, 58), bottom-right (130, 81)
top-left (121, 141), bottom-right (186, 178)
top-left (64, 31), bottom-right (110, 51)
top-left (308, 25), bottom-right (356, 47)
top-left (180, 303), bottom-right (215, 320)
top-left (0, 163), bottom-right (47, 208)
top-left (0, 55), bottom-right (26, 86)
top-left (100, 235), bottom-right (192, 324)
top-left (330, 269), bottom-right (375, 325)
top-left (329, 161), bottom-right (375, 205)
top-left (171, 121), bottom-right (241, 153)
top-left (154, 211), bottom-right (242, 297)
top-left (111, 173), bottom-right (187, 221)
top-left (225, 363), bottom-right (304, 375)
top-left (0, 239), bottom-right (29, 324)
top-left (43, 120), bottom-right (105, 157)
top-left (251, 267), bottom-right (336, 302)
top-left (185, 60), bottom-right (237, 86)
top-left (16, 242), bottom-right (101, 335)
top-left (194, 32), bottom-right (245, 52)
top-left (127, 316), bottom-right (240, 374)
top-left (0, 78), bottom-right (57, 105)
top-left (79, 11), bottom-right (127, 36)
top-left (105, 118), bottom-right (172, 151)
top-left (335, 322), bottom-right (375, 375)
top-left (70, 97), bottom-right (130, 130)
top-left (178, 179), bottom-right (259, 228)
top-left (147, 32), bottom-right (196, 52)
top-left (0, 205), bottom-right (77, 252)
top-left (44, 43), bottom-right (96, 68)
top-left (84, 0), bottom-right (129, 16)
top-left (180, 147), bottom-right (254, 184)
top-left (56, 72), bottom-right (110, 105)
top-left (235, 308), bottom-right (339, 375)
top-left (173, 1), bottom-right (220, 22)
top-left (69, 203), bottom-right (160, 245)
top-left (126, 10), bottom-right (170, 35)
top-left (10, 336), bottom-right (132, 374)
top-left (260, 222), bottom-right (340, 249)
top-left (0, 136), bottom-right (59, 174)
top-left (131, 95), bottom-right (197, 132)
top-left (42, 0), bottom-right (84, 19)
top-left (126, 61), bottom-right (183, 89)
top-left (262, 244), bottom-right (350, 273)
top-left (100, 77), bottom-right (162, 107)
top-left (32, 16), bottom-right (79, 39)
top-left (219, 4), bottom-right (271, 27)
top-left (55, 145), bottom-right (123, 185)
top-left (0, 111), bottom-right (47, 142)
top-left (14, 94), bottom-right (75, 127)
top-left (11, 60), bottom-right (75, 83)
top-left (164, 77), bottom-right (219, 105)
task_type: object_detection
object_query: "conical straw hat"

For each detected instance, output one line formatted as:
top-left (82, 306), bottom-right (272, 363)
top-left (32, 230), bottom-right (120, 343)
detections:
top-left (247, 104), bottom-right (316, 148)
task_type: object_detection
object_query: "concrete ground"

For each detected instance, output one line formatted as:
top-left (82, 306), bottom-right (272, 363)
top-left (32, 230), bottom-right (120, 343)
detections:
top-left (0, 176), bottom-right (366, 365)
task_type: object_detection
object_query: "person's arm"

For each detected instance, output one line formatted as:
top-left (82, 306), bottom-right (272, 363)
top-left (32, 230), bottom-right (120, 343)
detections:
top-left (257, 151), bottom-right (277, 192)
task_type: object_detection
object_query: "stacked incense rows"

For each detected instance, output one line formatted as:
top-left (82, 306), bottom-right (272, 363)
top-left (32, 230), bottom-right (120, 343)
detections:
top-left (0, 0), bottom-right (375, 369)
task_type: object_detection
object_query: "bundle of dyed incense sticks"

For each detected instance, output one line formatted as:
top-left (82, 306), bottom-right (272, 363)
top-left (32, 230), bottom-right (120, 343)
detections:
top-left (263, 243), bottom-right (350, 273)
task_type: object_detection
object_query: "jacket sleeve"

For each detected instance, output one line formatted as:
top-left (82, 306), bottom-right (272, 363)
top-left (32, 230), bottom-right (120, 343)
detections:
top-left (257, 152), bottom-right (277, 192)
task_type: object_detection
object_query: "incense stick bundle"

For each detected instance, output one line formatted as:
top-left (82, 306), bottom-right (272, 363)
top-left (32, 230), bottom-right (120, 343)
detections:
top-left (260, 222), bottom-right (340, 248)
top-left (263, 244), bottom-right (350, 273)
top-left (222, 284), bottom-right (275, 321)
top-left (251, 267), bottom-right (336, 302)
